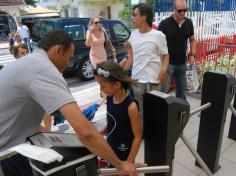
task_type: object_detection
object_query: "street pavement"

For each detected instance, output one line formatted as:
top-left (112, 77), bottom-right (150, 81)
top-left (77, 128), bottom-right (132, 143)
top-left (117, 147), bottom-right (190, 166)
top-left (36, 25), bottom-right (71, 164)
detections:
top-left (0, 42), bottom-right (9, 50)
top-left (0, 52), bottom-right (15, 66)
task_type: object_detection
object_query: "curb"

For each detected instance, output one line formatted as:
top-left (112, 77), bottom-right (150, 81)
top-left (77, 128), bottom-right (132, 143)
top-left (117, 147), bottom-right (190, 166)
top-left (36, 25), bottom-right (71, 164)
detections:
top-left (0, 47), bottom-right (9, 50)
top-left (0, 42), bottom-right (9, 50)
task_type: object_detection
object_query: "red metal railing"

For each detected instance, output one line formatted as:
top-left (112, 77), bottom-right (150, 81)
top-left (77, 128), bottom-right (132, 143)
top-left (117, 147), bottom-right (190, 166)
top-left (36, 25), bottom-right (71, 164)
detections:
top-left (195, 34), bottom-right (236, 88)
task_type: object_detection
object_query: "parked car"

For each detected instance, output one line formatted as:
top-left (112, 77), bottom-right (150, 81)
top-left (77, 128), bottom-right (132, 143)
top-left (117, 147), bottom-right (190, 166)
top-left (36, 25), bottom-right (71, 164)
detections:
top-left (31, 17), bottom-right (131, 80)
top-left (0, 24), bottom-right (9, 41)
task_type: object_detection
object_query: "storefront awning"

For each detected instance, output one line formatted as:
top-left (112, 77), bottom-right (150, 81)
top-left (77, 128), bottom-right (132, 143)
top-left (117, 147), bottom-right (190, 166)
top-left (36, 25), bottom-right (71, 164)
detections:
top-left (21, 13), bottom-right (60, 18)
top-left (19, 6), bottom-right (59, 16)
top-left (0, 0), bottom-right (25, 6)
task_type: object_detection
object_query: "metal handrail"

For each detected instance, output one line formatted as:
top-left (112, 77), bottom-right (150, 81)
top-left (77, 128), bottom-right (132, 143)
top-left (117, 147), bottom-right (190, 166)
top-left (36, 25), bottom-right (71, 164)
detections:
top-left (98, 166), bottom-right (170, 175)
top-left (190, 102), bottom-right (211, 117)
top-left (197, 42), bottom-right (236, 47)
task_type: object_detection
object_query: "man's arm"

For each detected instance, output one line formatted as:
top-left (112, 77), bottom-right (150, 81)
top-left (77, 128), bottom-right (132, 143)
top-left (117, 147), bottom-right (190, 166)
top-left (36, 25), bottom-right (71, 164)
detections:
top-left (189, 35), bottom-right (196, 65)
top-left (13, 30), bottom-right (19, 39)
top-left (158, 54), bottom-right (169, 86)
top-left (123, 46), bottom-right (133, 71)
top-left (25, 26), bottom-right (30, 37)
top-left (59, 102), bottom-right (142, 175)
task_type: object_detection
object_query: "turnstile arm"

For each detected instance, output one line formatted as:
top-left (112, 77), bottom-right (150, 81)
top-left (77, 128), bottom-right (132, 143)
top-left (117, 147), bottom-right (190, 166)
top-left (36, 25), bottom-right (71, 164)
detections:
top-left (229, 104), bottom-right (236, 117)
top-left (98, 165), bottom-right (169, 175)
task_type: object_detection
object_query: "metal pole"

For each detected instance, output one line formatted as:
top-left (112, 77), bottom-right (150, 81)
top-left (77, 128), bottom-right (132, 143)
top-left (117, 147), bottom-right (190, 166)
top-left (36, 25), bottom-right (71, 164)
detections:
top-left (128, 0), bottom-right (131, 28)
top-left (180, 133), bottom-right (214, 176)
top-left (228, 93), bottom-right (236, 140)
top-left (98, 166), bottom-right (170, 175)
top-left (190, 102), bottom-right (211, 116)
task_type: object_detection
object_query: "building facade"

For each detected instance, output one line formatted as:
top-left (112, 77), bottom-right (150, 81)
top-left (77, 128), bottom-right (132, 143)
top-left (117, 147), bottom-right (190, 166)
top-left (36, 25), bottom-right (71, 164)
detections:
top-left (37, 0), bottom-right (125, 19)
top-left (0, 0), bottom-right (25, 40)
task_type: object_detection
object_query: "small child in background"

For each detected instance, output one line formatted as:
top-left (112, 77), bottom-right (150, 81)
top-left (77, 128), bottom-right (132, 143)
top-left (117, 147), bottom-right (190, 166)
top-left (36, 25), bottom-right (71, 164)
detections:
top-left (94, 60), bottom-right (141, 164)
top-left (8, 33), bottom-right (14, 53)
top-left (119, 40), bottom-right (133, 72)
top-left (11, 43), bottom-right (28, 58)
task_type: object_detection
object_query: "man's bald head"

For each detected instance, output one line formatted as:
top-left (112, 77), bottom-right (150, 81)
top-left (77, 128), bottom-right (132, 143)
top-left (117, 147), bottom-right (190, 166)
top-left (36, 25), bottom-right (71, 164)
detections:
top-left (174, 0), bottom-right (187, 9)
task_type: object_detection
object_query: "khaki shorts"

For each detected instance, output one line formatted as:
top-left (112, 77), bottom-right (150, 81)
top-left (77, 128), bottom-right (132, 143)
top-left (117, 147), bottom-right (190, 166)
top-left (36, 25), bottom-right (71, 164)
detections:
top-left (132, 82), bottom-right (160, 130)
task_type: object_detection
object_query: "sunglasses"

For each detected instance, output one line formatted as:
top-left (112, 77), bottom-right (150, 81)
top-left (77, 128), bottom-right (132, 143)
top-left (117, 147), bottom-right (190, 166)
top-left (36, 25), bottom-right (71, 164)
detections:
top-left (94, 21), bottom-right (101, 24)
top-left (176, 9), bottom-right (187, 13)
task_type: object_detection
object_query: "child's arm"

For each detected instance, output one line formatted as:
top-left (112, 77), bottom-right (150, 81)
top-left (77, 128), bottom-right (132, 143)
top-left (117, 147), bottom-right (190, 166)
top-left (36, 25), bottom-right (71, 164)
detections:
top-left (126, 102), bottom-right (142, 163)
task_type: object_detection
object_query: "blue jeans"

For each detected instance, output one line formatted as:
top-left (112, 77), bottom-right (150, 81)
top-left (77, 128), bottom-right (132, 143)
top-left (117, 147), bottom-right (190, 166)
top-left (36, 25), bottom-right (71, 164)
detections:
top-left (161, 64), bottom-right (187, 100)
top-left (22, 38), bottom-right (32, 53)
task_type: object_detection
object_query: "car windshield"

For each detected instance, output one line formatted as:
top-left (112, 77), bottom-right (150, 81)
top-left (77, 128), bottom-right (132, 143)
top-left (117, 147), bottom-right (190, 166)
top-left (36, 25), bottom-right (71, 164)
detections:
top-left (32, 21), bottom-right (54, 42)
top-left (64, 24), bottom-right (86, 40)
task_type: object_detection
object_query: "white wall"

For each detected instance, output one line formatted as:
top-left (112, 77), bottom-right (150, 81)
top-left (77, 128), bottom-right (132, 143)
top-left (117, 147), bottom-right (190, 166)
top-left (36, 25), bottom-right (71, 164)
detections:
top-left (37, 0), bottom-right (125, 19)
top-left (80, 2), bottom-right (124, 19)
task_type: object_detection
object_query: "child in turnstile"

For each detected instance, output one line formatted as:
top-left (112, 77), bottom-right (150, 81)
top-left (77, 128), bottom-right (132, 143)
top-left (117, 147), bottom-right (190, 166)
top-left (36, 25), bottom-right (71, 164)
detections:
top-left (93, 60), bottom-right (142, 169)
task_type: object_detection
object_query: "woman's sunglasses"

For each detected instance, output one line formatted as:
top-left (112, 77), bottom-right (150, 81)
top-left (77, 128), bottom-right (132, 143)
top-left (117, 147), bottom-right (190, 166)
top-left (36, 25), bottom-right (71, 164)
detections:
top-left (94, 21), bottom-right (101, 24)
top-left (176, 9), bottom-right (187, 13)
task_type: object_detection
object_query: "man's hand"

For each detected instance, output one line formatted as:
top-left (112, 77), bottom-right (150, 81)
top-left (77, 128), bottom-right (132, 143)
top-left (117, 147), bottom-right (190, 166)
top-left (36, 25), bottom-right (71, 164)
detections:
top-left (157, 69), bottom-right (167, 86)
top-left (89, 26), bottom-right (94, 33)
top-left (117, 161), bottom-right (145, 176)
top-left (188, 55), bottom-right (195, 66)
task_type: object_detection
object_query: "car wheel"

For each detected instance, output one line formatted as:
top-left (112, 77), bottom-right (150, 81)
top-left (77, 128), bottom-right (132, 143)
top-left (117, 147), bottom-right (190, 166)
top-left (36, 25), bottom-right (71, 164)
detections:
top-left (77, 58), bottom-right (94, 81)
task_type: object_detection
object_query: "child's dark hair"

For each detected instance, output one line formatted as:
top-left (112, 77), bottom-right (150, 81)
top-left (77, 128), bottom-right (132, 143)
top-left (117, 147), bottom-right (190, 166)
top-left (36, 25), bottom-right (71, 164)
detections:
top-left (94, 60), bottom-right (136, 90)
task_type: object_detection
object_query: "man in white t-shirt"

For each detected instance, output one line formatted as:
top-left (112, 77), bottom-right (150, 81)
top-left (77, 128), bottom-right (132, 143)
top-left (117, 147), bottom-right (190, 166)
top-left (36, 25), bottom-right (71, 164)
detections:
top-left (128, 3), bottom-right (169, 128)
top-left (15, 21), bottom-right (31, 52)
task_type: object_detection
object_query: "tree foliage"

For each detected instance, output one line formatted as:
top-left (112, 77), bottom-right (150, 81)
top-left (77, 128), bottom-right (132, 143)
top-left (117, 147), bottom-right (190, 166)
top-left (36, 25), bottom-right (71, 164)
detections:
top-left (84, 0), bottom-right (125, 5)
top-left (118, 0), bottom-right (155, 21)
top-left (24, 0), bottom-right (37, 6)
top-left (118, 6), bottom-right (132, 21)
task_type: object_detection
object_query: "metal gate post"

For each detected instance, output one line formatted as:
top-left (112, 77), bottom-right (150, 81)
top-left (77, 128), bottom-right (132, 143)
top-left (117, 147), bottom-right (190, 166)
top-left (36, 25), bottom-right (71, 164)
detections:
top-left (228, 93), bottom-right (236, 140)
top-left (143, 91), bottom-right (190, 176)
top-left (196, 71), bottom-right (235, 173)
